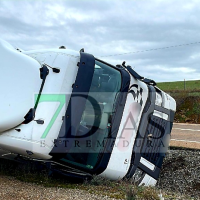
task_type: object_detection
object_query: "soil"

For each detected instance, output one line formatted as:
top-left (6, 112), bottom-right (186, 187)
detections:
top-left (173, 95), bottom-right (200, 124)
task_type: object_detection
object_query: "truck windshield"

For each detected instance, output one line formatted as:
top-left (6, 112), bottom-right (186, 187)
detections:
top-left (61, 60), bottom-right (122, 170)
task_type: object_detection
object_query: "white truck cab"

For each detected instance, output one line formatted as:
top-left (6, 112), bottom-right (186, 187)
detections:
top-left (0, 39), bottom-right (176, 186)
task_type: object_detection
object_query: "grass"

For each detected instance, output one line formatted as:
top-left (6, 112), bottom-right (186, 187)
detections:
top-left (0, 158), bottom-right (194, 200)
top-left (157, 79), bottom-right (200, 92)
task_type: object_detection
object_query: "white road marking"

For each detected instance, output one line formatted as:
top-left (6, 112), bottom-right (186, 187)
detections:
top-left (171, 124), bottom-right (200, 147)
top-left (171, 139), bottom-right (200, 144)
top-left (173, 128), bottom-right (200, 132)
top-left (173, 123), bottom-right (200, 126)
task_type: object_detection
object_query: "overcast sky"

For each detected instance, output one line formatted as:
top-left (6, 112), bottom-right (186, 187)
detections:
top-left (1, 0), bottom-right (200, 82)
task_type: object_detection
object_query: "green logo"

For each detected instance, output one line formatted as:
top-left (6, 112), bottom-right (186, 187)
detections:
top-left (35, 94), bottom-right (66, 139)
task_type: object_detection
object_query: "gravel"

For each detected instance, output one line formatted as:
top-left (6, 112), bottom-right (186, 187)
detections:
top-left (157, 148), bottom-right (200, 199)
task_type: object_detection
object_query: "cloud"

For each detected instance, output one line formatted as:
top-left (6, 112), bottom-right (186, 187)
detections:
top-left (1, 0), bottom-right (200, 82)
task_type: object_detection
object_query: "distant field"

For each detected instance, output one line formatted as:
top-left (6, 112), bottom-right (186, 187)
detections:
top-left (157, 80), bottom-right (200, 91)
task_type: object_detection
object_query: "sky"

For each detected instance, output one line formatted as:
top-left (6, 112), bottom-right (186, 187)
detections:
top-left (1, 0), bottom-right (200, 82)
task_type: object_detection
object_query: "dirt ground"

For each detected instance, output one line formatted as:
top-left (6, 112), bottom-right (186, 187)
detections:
top-left (0, 175), bottom-right (116, 200)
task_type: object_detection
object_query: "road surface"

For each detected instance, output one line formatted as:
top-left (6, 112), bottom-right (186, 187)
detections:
top-left (170, 123), bottom-right (200, 149)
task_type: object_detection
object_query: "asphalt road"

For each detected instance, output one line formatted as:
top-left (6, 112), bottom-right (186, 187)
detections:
top-left (170, 123), bottom-right (200, 149)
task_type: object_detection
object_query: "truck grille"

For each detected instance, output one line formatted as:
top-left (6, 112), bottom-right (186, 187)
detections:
top-left (141, 115), bottom-right (168, 167)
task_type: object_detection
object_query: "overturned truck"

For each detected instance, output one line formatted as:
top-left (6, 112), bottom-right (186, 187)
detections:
top-left (0, 39), bottom-right (176, 186)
